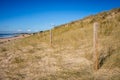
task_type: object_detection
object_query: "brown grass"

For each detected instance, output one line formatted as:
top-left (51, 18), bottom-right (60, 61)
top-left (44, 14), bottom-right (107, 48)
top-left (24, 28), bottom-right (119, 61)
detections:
top-left (0, 8), bottom-right (120, 80)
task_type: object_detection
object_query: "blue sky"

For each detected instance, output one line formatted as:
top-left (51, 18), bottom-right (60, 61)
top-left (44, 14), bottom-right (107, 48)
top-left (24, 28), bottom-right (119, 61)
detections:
top-left (0, 0), bottom-right (120, 32)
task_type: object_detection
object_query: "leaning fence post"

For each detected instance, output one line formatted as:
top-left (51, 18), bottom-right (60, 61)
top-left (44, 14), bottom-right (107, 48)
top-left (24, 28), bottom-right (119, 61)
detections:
top-left (93, 22), bottom-right (99, 71)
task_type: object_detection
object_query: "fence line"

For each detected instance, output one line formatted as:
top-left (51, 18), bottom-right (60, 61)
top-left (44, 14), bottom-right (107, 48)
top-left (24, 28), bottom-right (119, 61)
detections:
top-left (48, 22), bottom-right (119, 71)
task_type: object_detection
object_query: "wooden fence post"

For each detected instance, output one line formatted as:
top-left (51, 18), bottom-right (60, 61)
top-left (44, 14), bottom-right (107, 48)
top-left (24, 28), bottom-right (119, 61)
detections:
top-left (50, 29), bottom-right (52, 46)
top-left (93, 22), bottom-right (99, 71)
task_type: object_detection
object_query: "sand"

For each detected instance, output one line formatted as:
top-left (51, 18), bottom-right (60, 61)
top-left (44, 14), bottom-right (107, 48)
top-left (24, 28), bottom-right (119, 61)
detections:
top-left (0, 34), bottom-right (30, 44)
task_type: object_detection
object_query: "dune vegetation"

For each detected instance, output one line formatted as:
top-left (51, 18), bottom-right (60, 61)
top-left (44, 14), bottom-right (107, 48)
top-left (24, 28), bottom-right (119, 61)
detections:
top-left (0, 8), bottom-right (120, 80)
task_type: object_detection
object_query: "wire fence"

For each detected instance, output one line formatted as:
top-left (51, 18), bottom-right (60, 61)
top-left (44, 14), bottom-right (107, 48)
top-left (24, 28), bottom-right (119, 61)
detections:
top-left (48, 23), bottom-right (120, 72)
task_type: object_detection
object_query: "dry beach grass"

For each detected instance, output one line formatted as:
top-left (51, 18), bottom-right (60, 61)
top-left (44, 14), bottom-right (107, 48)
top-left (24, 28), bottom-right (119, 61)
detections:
top-left (0, 8), bottom-right (120, 80)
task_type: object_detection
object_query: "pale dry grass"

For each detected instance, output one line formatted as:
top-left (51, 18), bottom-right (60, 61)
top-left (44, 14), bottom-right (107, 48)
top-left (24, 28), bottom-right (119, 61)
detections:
top-left (0, 8), bottom-right (120, 80)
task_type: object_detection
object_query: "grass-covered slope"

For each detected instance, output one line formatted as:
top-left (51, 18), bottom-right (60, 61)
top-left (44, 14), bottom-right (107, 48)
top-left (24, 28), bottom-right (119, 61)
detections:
top-left (0, 8), bottom-right (120, 80)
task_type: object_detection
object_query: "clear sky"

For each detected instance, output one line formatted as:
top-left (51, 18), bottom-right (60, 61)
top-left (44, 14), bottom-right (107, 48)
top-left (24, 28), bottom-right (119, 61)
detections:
top-left (0, 0), bottom-right (120, 32)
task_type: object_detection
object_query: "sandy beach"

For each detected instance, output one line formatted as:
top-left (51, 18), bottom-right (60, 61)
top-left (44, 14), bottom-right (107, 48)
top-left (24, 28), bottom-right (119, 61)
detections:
top-left (0, 34), bottom-right (30, 44)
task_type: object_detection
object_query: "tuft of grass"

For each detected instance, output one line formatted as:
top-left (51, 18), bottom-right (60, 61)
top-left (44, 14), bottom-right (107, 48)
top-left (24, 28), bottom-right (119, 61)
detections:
top-left (0, 47), bottom-right (8, 52)
top-left (28, 49), bottom-right (35, 53)
top-left (12, 57), bottom-right (24, 63)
